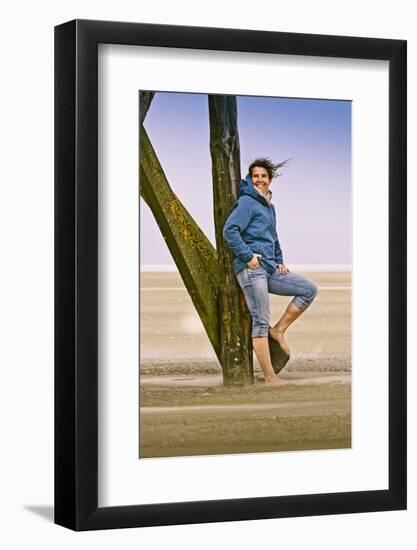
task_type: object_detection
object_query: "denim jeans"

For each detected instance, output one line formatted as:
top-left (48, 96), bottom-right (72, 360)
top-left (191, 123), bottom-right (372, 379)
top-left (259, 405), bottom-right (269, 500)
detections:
top-left (236, 266), bottom-right (318, 337)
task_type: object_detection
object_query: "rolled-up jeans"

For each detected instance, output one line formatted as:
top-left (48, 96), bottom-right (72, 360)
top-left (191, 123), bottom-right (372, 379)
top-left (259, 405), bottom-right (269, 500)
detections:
top-left (236, 266), bottom-right (318, 337)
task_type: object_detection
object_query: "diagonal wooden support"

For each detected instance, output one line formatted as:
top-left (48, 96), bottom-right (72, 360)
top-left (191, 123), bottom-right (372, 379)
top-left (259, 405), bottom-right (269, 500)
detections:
top-left (139, 125), bottom-right (221, 359)
top-left (208, 95), bottom-right (253, 386)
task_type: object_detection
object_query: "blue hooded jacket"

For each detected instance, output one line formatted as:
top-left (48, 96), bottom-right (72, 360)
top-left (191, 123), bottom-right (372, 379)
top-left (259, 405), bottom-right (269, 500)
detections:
top-left (223, 174), bottom-right (284, 275)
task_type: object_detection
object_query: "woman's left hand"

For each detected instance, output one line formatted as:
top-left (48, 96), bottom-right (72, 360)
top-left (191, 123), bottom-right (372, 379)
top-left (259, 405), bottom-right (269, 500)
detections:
top-left (277, 263), bottom-right (289, 274)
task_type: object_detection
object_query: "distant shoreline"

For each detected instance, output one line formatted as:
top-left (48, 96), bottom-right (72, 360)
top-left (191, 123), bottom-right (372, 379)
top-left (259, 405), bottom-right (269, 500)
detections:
top-left (141, 263), bottom-right (352, 273)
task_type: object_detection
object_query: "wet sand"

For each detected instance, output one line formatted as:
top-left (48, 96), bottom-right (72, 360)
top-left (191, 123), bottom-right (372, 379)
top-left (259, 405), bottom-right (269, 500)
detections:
top-left (139, 271), bottom-right (351, 458)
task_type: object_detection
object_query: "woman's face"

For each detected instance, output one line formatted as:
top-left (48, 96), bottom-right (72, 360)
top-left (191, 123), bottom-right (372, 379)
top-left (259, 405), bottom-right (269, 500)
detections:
top-left (251, 166), bottom-right (271, 194)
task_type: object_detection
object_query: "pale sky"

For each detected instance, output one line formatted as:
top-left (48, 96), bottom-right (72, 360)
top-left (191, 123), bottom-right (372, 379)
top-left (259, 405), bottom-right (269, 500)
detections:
top-left (140, 91), bottom-right (351, 266)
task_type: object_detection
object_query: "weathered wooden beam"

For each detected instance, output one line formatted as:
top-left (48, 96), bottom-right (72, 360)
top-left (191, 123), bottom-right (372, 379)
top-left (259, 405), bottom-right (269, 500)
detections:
top-left (208, 95), bottom-right (253, 386)
top-left (139, 91), bottom-right (155, 124)
top-left (139, 125), bottom-right (221, 359)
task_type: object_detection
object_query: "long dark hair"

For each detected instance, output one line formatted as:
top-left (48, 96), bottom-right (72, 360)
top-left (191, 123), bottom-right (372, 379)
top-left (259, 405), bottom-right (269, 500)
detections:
top-left (248, 157), bottom-right (290, 180)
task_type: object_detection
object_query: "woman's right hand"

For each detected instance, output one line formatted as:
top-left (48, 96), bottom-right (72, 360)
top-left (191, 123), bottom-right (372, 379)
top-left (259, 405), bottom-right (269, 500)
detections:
top-left (247, 253), bottom-right (262, 270)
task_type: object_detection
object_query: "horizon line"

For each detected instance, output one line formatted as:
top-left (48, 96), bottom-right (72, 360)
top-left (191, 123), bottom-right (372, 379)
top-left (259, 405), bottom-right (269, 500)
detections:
top-left (141, 263), bottom-right (352, 273)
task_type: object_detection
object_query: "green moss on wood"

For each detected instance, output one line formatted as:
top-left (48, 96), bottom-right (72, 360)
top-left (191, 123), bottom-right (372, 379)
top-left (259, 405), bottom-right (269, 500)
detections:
top-left (140, 125), bottom-right (220, 359)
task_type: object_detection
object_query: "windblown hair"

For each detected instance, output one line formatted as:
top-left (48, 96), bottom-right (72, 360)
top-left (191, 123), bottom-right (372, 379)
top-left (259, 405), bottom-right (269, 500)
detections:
top-left (248, 157), bottom-right (290, 180)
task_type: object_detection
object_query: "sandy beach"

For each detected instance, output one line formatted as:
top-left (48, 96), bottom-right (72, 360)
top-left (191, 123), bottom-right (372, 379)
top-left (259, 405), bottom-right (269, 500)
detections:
top-left (139, 270), bottom-right (351, 458)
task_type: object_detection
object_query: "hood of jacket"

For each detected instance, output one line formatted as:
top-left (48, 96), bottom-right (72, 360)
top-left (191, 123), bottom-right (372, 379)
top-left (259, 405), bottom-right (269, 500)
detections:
top-left (238, 174), bottom-right (272, 207)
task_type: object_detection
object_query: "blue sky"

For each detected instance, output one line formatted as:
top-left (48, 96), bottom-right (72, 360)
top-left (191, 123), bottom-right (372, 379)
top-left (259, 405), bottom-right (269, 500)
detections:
top-left (140, 91), bottom-right (351, 265)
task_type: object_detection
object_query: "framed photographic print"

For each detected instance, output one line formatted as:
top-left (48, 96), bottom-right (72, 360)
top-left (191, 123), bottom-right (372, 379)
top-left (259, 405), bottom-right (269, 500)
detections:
top-left (55, 19), bottom-right (406, 530)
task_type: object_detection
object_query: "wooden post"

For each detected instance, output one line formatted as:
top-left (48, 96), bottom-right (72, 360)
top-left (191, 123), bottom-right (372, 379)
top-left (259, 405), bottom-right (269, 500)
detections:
top-left (139, 125), bottom-right (221, 360)
top-left (139, 91), bottom-right (155, 123)
top-left (208, 96), bottom-right (253, 386)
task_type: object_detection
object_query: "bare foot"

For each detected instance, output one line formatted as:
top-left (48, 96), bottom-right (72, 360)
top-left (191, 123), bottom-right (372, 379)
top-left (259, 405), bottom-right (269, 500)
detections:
top-left (269, 328), bottom-right (290, 355)
top-left (265, 375), bottom-right (289, 387)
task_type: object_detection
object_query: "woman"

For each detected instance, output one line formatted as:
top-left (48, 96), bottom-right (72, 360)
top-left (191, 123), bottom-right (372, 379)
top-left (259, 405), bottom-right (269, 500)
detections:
top-left (223, 158), bottom-right (318, 386)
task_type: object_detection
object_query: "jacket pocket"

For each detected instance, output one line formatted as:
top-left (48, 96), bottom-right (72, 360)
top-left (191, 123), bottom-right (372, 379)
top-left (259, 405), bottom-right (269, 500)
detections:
top-left (259, 244), bottom-right (273, 259)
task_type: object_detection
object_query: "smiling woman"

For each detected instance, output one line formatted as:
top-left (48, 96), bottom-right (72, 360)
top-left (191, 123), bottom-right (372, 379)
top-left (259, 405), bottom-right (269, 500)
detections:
top-left (223, 160), bottom-right (318, 385)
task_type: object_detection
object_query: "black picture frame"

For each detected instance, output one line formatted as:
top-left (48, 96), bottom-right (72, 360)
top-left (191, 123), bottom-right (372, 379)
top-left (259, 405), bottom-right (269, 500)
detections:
top-left (54, 19), bottom-right (407, 531)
